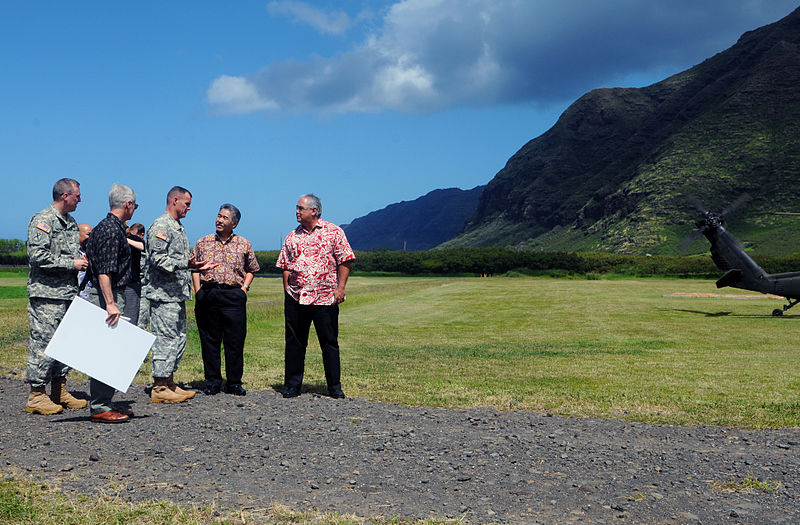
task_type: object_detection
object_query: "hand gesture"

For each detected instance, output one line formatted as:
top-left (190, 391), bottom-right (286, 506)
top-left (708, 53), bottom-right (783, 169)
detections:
top-left (74, 255), bottom-right (88, 271)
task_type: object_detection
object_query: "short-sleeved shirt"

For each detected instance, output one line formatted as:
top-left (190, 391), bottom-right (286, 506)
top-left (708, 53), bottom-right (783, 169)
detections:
top-left (276, 219), bottom-right (355, 305)
top-left (143, 213), bottom-right (192, 302)
top-left (27, 204), bottom-right (81, 300)
top-left (190, 233), bottom-right (260, 287)
top-left (86, 213), bottom-right (132, 289)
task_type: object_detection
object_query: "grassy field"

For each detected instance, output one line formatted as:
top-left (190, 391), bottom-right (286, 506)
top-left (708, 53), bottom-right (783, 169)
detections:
top-left (1, 271), bottom-right (798, 429)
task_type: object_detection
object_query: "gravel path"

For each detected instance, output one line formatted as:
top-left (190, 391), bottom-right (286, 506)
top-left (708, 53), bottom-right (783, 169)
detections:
top-left (1, 376), bottom-right (798, 523)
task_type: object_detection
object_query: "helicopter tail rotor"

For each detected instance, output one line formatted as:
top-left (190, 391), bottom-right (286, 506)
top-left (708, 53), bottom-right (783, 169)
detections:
top-left (678, 192), bottom-right (750, 252)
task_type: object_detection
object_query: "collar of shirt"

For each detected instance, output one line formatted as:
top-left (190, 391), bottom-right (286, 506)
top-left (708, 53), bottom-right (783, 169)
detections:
top-left (296, 221), bottom-right (323, 235)
top-left (214, 232), bottom-right (237, 244)
top-left (48, 204), bottom-right (69, 225)
top-left (106, 212), bottom-right (126, 232)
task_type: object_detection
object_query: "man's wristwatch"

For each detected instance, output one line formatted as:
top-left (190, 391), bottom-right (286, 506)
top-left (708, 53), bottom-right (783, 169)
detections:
top-left (244, 284), bottom-right (250, 291)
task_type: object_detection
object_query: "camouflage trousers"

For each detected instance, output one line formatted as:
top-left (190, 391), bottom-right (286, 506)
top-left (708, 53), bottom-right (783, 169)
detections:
top-left (150, 300), bottom-right (186, 378)
top-left (26, 297), bottom-right (72, 387)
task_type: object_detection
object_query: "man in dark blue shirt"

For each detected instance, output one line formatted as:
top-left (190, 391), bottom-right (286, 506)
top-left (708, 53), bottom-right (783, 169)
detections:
top-left (85, 183), bottom-right (137, 423)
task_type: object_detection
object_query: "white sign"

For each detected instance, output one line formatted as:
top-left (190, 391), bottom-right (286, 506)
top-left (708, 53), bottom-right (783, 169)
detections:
top-left (45, 297), bottom-right (155, 393)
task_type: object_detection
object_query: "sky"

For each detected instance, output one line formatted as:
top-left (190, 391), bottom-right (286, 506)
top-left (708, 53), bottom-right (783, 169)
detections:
top-left (2, 1), bottom-right (798, 250)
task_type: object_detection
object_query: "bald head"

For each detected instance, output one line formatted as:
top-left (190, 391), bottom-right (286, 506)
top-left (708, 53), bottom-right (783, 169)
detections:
top-left (78, 223), bottom-right (92, 246)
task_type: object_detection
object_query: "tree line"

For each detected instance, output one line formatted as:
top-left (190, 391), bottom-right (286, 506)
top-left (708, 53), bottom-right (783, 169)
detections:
top-left (4, 240), bottom-right (798, 278)
top-left (253, 248), bottom-right (800, 279)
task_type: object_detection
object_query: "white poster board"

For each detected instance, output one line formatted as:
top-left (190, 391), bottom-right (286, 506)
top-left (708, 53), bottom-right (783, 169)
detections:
top-left (45, 297), bottom-right (155, 393)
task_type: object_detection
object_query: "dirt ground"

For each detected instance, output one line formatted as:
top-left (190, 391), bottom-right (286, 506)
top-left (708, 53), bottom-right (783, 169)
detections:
top-left (1, 375), bottom-right (798, 524)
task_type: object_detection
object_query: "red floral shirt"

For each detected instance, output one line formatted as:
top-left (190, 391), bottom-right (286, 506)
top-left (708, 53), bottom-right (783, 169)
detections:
top-left (190, 233), bottom-right (260, 287)
top-left (276, 219), bottom-right (355, 305)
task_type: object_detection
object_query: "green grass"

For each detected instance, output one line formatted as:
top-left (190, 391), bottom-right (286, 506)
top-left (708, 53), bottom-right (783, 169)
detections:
top-left (712, 473), bottom-right (781, 493)
top-left (2, 274), bottom-right (799, 428)
top-left (0, 472), bottom-right (462, 524)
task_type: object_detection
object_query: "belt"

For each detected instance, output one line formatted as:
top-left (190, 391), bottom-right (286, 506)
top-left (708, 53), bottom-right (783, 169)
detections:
top-left (202, 282), bottom-right (240, 290)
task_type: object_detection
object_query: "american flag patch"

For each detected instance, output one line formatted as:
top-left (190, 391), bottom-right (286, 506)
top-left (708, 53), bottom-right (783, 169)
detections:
top-left (155, 231), bottom-right (168, 241)
top-left (35, 222), bottom-right (51, 233)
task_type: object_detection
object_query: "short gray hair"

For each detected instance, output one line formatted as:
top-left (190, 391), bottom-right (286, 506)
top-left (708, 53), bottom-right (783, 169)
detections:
top-left (166, 186), bottom-right (191, 205)
top-left (109, 183), bottom-right (136, 210)
top-left (301, 194), bottom-right (322, 218)
top-left (52, 178), bottom-right (79, 201)
top-left (219, 203), bottom-right (241, 225)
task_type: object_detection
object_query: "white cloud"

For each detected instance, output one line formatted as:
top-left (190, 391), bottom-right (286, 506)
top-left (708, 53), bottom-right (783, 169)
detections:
top-left (208, 0), bottom-right (799, 115)
top-left (266, 1), bottom-right (353, 35)
top-left (206, 75), bottom-right (276, 114)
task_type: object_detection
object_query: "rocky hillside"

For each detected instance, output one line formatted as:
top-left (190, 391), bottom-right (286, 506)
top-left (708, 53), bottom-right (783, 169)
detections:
top-left (341, 186), bottom-right (484, 251)
top-left (444, 7), bottom-right (800, 255)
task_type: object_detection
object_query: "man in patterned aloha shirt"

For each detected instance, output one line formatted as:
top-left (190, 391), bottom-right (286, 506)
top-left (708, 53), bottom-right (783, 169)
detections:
top-left (276, 194), bottom-right (354, 399)
top-left (190, 203), bottom-right (259, 396)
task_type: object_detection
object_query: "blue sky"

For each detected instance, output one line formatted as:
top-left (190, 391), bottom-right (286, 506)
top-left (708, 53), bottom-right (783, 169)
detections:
top-left (2, 1), bottom-right (797, 250)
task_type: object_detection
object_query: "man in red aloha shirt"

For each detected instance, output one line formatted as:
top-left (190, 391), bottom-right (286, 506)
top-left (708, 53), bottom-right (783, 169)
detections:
top-left (276, 194), bottom-right (354, 399)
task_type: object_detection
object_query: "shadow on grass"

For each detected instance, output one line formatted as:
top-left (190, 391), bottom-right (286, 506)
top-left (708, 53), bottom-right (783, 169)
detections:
top-left (671, 308), bottom-right (732, 317)
top-left (670, 308), bottom-right (800, 319)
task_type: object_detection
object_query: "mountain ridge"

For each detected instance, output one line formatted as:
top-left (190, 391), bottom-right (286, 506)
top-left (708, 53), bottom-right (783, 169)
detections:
top-left (445, 6), bottom-right (800, 254)
top-left (341, 186), bottom-right (484, 251)
top-left (343, 8), bottom-right (800, 255)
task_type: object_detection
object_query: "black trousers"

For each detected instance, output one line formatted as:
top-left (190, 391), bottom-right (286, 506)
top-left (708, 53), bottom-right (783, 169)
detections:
top-left (194, 286), bottom-right (247, 387)
top-left (284, 292), bottom-right (341, 391)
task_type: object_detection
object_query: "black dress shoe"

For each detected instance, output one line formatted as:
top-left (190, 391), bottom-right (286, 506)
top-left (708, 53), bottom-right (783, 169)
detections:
top-left (281, 387), bottom-right (301, 398)
top-left (329, 387), bottom-right (346, 399)
top-left (203, 383), bottom-right (221, 396)
top-left (224, 384), bottom-right (246, 396)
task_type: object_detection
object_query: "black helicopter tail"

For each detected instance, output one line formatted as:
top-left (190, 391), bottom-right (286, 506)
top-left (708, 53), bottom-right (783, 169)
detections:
top-left (683, 193), bottom-right (771, 294)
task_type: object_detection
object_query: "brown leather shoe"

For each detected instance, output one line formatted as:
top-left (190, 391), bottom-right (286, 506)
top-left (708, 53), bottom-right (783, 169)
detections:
top-left (90, 410), bottom-right (130, 423)
top-left (111, 405), bottom-right (134, 417)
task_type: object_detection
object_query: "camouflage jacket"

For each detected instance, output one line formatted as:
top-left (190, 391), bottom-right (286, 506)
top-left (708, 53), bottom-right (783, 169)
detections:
top-left (142, 213), bottom-right (192, 302)
top-left (27, 204), bottom-right (80, 300)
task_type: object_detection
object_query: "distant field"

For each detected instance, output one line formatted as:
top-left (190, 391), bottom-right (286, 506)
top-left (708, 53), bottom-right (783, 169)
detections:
top-left (1, 274), bottom-right (798, 428)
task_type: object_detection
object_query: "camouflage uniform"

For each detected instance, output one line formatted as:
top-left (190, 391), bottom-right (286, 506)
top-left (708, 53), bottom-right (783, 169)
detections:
top-left (26, 204), bottom-right (80, 387)
top-left (143, 213), bottom-right (192, 378)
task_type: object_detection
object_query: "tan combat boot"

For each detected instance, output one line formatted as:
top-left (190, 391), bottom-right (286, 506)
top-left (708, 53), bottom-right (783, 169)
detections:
top-left (151, 378), bottom-right (188, 403)
top-left (50, 377), bottom-right (88, 409)
top-left (26, 388), bottom-right (64, 415)
top-left (168, 374), bottom-right (196, 400)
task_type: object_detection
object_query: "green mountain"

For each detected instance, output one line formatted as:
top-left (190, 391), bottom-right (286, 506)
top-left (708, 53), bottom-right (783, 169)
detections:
top-left (444, 7), bottom-right (800, 255)
top-left (341, 186), bottom-right (484, 251)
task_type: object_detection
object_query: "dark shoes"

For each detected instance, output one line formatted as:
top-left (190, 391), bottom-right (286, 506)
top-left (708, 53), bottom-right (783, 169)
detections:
top-left (329, 387), bottom-right (346, 399)
top-left (90, 410), bottom-right (130, 423)
top-left (224, 384), bottom-right (247, 396)
top-left (281, 386), bottom-right (344, 398)
top-left (281, 387), bottom-right (301, 398)
top-left (203, 383), bottom-right (221, 396)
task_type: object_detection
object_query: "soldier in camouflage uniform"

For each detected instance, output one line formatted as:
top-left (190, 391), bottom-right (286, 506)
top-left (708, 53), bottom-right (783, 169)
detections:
top-left (143, 186), bottom-right (215, 403)
top-left (25, 178), bottom-right (89, 415)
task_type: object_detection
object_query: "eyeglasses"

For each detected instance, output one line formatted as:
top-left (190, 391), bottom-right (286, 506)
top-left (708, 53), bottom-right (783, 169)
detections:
top-left (296, 205), bottom-right (313, 211)
top-left (129, 201), bottom-right (139, 209)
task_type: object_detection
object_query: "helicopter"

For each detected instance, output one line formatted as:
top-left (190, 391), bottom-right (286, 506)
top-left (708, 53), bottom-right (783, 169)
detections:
top-left (681, 194), bottom-right (800, 316)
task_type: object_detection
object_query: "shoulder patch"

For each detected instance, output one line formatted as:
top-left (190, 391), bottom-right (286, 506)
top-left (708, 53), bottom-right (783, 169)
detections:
top-left (155, 231), bottom-right (169, 241)
top-left (36, 222), bottom-right (51, 233)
